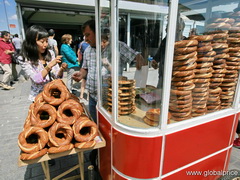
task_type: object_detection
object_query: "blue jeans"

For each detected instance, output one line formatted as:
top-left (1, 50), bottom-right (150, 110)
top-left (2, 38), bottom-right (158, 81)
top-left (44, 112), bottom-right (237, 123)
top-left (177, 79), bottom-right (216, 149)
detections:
top-left (89, 95), bottom-right (97, 123)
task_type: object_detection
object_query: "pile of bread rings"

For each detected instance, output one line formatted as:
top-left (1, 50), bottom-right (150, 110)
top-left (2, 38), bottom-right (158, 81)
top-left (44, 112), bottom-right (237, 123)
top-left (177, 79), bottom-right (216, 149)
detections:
top-left (189, 35), bottom-right (214, 116)
top-left (205, 16), bottom-right (240, 110)
top-left (143, 108), bottom-right (171, 126)
top-left (204, 30), bottom-right (229, 112)
top-left (206, 18), bottom-right (235, 31)
top-left (170, 39), bottom-right (198, 121)
top-left (222, 31), bottom-right (240, 108)
top-left (18, 79), bottom-right (98, 160)
top-left (169, 15), bottom-right (240, 121)
top-left (107, 76), bottom-right (136, 115)
top-left (222, 13), bottom-right (240, 109)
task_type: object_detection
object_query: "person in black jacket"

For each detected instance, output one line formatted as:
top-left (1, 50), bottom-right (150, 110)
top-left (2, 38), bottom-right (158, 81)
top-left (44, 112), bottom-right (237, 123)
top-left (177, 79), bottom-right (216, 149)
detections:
top-left (151, 16), bottom-right (186, 88)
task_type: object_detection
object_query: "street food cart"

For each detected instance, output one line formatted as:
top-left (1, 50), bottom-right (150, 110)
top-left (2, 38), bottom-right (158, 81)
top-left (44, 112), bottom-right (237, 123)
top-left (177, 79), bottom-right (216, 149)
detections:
top-left (94, 0), bottom-right (240, 179)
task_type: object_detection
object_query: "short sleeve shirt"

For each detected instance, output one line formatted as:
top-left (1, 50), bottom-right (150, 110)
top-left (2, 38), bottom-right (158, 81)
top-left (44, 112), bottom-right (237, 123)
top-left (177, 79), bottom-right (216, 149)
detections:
top-left (48, 38), bottom-right (57, 47)
top-left (82, 41), bottom-right (138, 101)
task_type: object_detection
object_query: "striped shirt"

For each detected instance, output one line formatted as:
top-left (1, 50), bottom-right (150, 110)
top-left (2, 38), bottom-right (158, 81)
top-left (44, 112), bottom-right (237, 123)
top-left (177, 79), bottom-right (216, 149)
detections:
top-left (82, 41), bottom-right (138, 101)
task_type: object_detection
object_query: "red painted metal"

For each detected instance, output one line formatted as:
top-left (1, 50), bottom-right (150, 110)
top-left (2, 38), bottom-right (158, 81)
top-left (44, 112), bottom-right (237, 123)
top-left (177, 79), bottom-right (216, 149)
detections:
top-left (112, 170), bottom-right (128, 180)
top-left (163, 115), bottom-right (234, 174)
top-left (163, 150), bottom-right (227, 180)
top-left (98, 112), bottom-right (112, 180)
top-left (98, 110), bottom-right (236, 179)
top-left (112, 128), bottom-right (162, 179)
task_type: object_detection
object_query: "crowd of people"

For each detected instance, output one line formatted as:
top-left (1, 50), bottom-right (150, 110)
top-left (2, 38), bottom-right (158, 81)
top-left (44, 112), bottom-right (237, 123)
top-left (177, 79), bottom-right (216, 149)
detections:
top-left (0, 19), bottom-right (146, 168)
top-left (0, 21), bottom-right (145, 124)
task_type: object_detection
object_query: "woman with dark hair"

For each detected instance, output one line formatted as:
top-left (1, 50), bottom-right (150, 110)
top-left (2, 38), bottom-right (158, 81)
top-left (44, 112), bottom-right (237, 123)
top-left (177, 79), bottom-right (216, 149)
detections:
top-left (18, 25), bottom-right (67, 102)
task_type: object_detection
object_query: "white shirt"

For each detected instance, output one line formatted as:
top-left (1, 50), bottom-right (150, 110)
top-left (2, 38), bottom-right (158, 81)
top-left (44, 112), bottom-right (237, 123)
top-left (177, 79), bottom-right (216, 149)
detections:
top-left (12, 37), bottom-right (22, 49)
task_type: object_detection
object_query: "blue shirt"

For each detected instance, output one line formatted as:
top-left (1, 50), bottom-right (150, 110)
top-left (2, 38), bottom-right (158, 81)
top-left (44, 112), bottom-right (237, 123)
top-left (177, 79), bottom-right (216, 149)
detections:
top-left (79, 42), bottom-right (89, 54)
top-left (60, 44), bottom-right (79, 68)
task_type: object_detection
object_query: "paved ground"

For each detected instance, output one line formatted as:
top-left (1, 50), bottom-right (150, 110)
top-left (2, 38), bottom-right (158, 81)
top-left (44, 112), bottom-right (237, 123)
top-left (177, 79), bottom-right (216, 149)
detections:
top-left (0, 66), bottom-right (99, 180)
top-left (0, 65), bottom-right (239, 180)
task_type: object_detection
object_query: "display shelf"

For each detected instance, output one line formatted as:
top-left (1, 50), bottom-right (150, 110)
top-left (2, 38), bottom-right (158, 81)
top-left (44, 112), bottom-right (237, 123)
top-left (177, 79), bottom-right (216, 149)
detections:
top-left (118, 107), bottom-right (151, 128)
top-left (18, 132), bottom-right (106, 180)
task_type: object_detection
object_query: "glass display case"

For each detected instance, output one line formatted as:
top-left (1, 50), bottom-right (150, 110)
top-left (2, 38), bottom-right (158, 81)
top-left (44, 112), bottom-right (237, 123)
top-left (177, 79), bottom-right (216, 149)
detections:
top-left (96, 0), bottom-right (240, 179)
top-left (97, 0), bottom-right (168, 129)
top-left (97, 0), bottom-right (240, 129)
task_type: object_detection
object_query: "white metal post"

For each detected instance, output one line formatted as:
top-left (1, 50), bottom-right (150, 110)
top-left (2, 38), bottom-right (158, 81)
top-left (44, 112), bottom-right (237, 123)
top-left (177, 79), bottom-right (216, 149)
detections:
top-left (111, 0), bottom-right (119, 123)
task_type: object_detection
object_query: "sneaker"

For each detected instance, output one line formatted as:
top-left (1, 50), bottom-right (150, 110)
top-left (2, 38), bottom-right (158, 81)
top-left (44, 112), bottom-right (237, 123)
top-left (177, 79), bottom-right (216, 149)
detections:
top-left (2, 84), bottom-right (15, 90)
top-left (0, 82), bottom-right (3, 87)
top-left (233, 138), bottom-right (240, 148)
top-left (10, 81), bottom-right (16, 86)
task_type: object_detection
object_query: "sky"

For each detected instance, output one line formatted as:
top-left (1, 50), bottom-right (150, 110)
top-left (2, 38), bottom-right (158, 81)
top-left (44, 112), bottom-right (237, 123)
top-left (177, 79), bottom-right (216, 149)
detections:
top-left (0, 0), bottom-right (20, 35)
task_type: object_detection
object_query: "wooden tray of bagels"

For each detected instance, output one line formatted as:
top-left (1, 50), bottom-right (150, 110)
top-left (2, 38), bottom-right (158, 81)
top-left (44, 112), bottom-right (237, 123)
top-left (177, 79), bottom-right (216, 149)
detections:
top-left (18, 79), bottom-right (106, 166)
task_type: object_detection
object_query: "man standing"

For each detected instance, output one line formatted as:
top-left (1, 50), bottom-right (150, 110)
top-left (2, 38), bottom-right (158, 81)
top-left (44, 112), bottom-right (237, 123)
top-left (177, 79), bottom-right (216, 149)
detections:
top-left (72, 20), bottom-right (146, 172)
top-left (12, 34), bottom-right (22, 81)
top-left (0, 31), bottom-right (15, 90)
top-left (12, 34), bottom-right (22, 54)
top-left (77, 36), bottom-right (89, 99)
top-left (72, 20), bottom-right (146, 122)
top-left (48, 29), bottom-right (59, 56)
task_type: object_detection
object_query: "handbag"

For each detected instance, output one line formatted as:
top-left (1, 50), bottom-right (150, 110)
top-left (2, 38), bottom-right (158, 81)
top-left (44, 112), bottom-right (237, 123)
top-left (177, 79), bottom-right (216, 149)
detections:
top-left (43, 63), bottom-right (53, 81)
top-left (11, 52), bottom-right (19, 64)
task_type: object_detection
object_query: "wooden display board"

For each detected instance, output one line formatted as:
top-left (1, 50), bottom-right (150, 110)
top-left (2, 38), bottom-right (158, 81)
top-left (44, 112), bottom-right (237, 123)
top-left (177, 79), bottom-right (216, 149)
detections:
top-left (18, 132), bottom-right (106, 180)
top-left (18, 101), bottom-right (105, 179)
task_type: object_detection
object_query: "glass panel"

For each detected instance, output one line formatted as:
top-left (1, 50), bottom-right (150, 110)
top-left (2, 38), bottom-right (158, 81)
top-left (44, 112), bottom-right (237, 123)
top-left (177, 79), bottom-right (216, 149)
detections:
top-left (169, 0), bottom-right (240, 123)
top-left (99, 3), bottom-right (111, 112)
top-left (98, 0), bottom-right (240, 128)
top-left (113, 0), bottom-right (169, 129)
